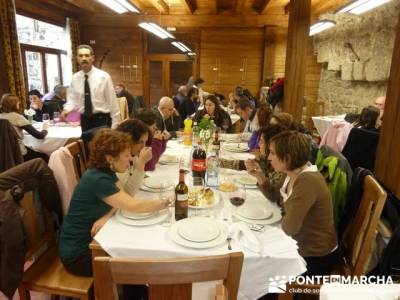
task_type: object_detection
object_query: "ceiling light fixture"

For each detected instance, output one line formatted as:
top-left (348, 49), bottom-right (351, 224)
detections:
top-left (138, 22), bottom-right (175, 39)
top-left (114, 0), bottom-right (139, 12)
top-left (171, 41), bottom-right (191, 52)
top-left (309, 20), bottom-right (336, 36)
top-left (188, 52), bottom-right (196, 56)
top-left (337, 0), bottom-right (392, 15)
top-left (97, 0), bottom-right (139, 13)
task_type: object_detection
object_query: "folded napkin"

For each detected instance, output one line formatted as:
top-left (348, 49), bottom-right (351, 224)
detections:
top-left (230, 223), bottom-right (267, 256)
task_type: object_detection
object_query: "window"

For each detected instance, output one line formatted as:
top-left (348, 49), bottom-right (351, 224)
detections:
top-left (16, 14), bottom-right (72, 94)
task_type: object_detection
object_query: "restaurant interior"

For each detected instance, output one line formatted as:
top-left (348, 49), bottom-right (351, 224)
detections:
top-left (1, 0), bottom-right (400, 299)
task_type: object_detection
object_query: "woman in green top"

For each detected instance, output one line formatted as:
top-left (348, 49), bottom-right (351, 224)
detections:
top-left (59, 128), bottom-right (169, 277)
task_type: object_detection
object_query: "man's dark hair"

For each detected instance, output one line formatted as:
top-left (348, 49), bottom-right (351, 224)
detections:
top-left (194, 78), bottom-right (204, 85)
top-left (115, 83), bottom-right (126, 90)
top-left (134, 109), bottom-right (157, 126)
top-left (116, 119), bottom-right (150, 142)
top-left (235, 97), bottom-right (253, 110)
top-left (28, 89), bottom-right (43, 98)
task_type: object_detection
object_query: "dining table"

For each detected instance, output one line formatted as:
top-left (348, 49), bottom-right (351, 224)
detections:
top-left (23, 122), bottom-right (82, 156)
top-left (312, 115), bottom-right (346, 137)
top-left (92, 138), bottom-right (306, 300)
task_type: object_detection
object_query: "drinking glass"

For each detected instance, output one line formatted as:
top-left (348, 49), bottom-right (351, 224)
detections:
top-left (53, 112), bottom-right (60, 124)
top-left (179, 154), bottom-right (191, 175)
top-left (159, 180), bottom-right (175, 226)
top-left (188, 177), bottom-right (205, 217)
top-left (229, 182), bottom-right (246, 215)
top-left (42, 113), bottom-right (50, 125)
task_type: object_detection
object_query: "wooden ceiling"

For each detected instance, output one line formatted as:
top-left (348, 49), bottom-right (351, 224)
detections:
top-left (17, 0), bottom-right (350, 27)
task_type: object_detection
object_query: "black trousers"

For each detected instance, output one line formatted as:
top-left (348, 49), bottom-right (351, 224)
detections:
top-left (302, 248), bottom-right (340, 276)
top-left (80, 113), bottom-right (111, 132)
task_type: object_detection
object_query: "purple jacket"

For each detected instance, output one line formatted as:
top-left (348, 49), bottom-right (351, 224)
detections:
top-left (145, 137), bottom-right (167, 171)
top-left (248, 130), bottom-right (261, 152)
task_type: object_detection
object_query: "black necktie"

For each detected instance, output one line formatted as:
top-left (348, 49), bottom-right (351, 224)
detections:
top-left (84, 74), bottom-right (92, 117)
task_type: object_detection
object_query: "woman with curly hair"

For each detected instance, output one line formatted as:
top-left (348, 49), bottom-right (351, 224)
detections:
top-left (194, 95), bottom-right (233, 132)
top-left (59, 129), bottom-right (169, 277)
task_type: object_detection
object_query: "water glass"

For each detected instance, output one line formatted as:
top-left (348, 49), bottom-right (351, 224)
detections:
top-left (188, 177), bottom-right (205, 217)
top-left (42, 113), bottom-right (50, 125)
top-left (159, 181), bottom-right (175, 226)
top-left (179, 154), bottom-right (191, 175)
top-left (53, 112), bottom-right (60, 124)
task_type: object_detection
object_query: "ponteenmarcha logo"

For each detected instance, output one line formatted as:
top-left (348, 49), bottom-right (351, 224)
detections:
top-left (267, 275), bottom-right (288, 293)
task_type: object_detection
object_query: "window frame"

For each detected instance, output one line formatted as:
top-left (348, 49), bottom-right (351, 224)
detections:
top-left (20, 43), bottom-right (67, 94)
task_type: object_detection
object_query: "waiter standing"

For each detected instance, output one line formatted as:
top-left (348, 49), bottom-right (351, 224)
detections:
top-left (62, 45), bottom-right (120, 132)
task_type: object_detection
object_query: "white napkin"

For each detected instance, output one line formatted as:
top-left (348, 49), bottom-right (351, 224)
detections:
top-left (230, 223), bottom-right (266, 256)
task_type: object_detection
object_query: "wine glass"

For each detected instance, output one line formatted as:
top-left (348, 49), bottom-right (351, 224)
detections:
top-left (159, 180), bottom-right (175, 226)
top-left (179, 154), bottom-right (191, 175)
top-left (42, 113), bottom-right (50, 125)
top-left (229, 182), bottom-right (246, 216)
top-left (53, 112), bottom-right (60, 124)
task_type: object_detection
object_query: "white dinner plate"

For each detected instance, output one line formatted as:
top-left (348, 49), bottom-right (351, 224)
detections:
top-left (222, 134), bottom-right (241, 143)
top-left (237, 175), bottom-right (257, 186)
top-left (143, 177), bottom-right (173, 189)
top-left (120, 210), bottom-right (157, 220)
top-left (233, 205), bottom-right (282, 225)
top-left (169, 218), bottom-right (228, 249)
top-left (188, 191), bottom-right (220, 209)
top-left (159, 154), bottom-right (179, 165)
top-left (236, 204), bottom-right (273, 220)
top-left (223, 143), bottom-right (249, 153)
top-left (178, 217), bottom-right (220, 242)
top-left (116, 210), bottom-right (168, 226)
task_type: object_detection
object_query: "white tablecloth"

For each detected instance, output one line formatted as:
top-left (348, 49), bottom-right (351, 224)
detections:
top-left (23, 123), bottom-right (82, 156)
top-left (312, 115), bottom-right (346, 137)
top-left (320, 283), bottom-right (400, 300)
top-left (94, 140), bottom-right (306, 300)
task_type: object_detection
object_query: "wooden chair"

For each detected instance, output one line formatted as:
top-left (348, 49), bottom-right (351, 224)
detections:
top-left (66, 139), bottom-right (87, 180)
top-left (18, 191), bottom-right (93, 300)
top-left (93, 252), bottom-right (244, 300)
top-left (278, 175), bottom-right (387, 299)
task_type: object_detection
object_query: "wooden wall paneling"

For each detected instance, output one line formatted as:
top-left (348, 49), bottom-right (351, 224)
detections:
top-left (282, 0), bottom-right (311, 122)
top-left (80, 26), bottom-right (144, 99)
top-left (143, 32), bottom-right (149, 107)
top-left (374, 10), bottom-right (400, 198)
top-left (200, 28), bottom-right (264, 99)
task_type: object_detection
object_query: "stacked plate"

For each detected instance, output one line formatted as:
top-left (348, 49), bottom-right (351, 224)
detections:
top-left (223, 143), bottom-right (249, 153)
top-left (222, 134), bottom-right (242, 143)
top-left (141, 177), bottom-right (174, 192)
top-left (116, 209), bottom-right (168, 226)
top-left (236, 175), bottom-right (258, 189)
top-left (169, 217), bottom-right (228, 249)
top-left (233, 203), bottom-right (281, 225)
top-left (159, 154), bottom-right (179, 165)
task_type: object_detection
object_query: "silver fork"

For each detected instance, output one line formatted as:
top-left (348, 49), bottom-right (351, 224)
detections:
top-left (227, 237), bottom-right (232, 250)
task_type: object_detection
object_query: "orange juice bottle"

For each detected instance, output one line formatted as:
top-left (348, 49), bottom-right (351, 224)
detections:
top-left (183, 116), bottom-right (193, 145)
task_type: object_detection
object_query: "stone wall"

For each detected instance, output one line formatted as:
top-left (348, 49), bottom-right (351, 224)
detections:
top-left (314, 0), bottom-right (400, 115)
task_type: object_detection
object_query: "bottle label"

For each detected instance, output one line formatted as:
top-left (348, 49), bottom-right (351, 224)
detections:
top-left (192, 159), bottom-right (206, 171)
top-left (176, 194), bottom-right (188, 201)
top-left (212, 144), bottom-right (220, 150)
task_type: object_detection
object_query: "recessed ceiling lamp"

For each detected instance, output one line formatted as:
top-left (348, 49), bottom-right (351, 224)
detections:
top-left (97, 0), bottom-right (139, 13)
top-left (337, 0), bottom-right (392, 15)
top-left (171, 41), bottom-right (191, 52)
top-left (309, 20), bottom-right (336, 36)
top-left (138, 22), bottom-right (175, 39)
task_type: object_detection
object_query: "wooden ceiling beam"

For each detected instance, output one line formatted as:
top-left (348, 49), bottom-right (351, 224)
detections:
top-left (129, 0), bottom-right (147, 12)
top-left (253, 0), bottom-right (271, 15)
top-left (182, 0), bottom-right (197, 14)
top-left (80, 13), bottom-right (289, 27)
top-left (147, 0), bottom-right (170, 14)
top-left (64, 0), bottom-right (97, 12)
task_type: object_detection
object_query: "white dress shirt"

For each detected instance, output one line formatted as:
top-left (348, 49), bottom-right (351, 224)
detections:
top-left (64, 66), bottom-right (120, 128)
